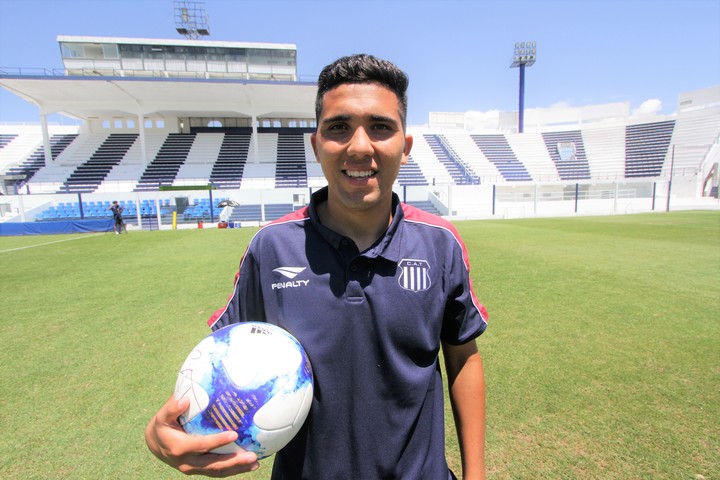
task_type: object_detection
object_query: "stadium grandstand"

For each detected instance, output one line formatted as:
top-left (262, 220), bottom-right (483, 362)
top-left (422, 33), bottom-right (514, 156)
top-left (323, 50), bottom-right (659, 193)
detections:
top-left (0, 33), bottom-right (718, 234)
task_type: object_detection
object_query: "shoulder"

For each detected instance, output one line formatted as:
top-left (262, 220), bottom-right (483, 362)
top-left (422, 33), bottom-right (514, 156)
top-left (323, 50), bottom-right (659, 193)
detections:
top-left (262, 206), bottom-right (310, 230)
top-left (401, 203), bottom-right (463, 240)
top-left (400, 203), bottom-right (474, 268)
top-left (247, 206), bottom-right (311, 247)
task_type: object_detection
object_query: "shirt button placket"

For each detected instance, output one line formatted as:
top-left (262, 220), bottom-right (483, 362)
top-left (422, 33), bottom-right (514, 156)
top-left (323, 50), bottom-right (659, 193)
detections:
top-left (345, 261), bottom-right (364, 302)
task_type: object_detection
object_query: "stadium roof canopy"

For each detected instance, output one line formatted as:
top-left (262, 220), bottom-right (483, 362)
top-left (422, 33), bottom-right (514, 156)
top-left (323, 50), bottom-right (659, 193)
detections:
top-left (1, 35), bottom-right (316, 122)
top-left (0, 35), bottom-right (320, 165)
top-left (0, 75), bottom-right (317, 121)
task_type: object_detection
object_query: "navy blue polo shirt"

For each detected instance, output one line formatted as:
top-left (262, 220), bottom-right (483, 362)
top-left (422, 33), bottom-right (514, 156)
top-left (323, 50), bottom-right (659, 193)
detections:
top-left (209, 187), bottom-right (488, 479)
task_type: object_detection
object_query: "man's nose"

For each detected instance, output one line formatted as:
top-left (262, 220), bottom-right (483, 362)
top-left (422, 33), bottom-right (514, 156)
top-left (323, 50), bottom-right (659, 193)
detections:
top-left (346, 127), bottom-right (373, 158)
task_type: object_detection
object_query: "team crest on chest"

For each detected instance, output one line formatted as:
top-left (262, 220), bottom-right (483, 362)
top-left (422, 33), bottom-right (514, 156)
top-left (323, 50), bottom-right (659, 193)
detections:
top-left (397, 259), bottom-right (431, 292)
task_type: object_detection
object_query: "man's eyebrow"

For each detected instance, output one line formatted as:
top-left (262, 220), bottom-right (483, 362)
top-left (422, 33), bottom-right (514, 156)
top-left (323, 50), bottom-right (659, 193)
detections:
top-left (369, 114), bottom-right (400, 125)
top-left (320, 114), bottom-right (350, 125)
top-left (320, 114), bottom-right (399, 125)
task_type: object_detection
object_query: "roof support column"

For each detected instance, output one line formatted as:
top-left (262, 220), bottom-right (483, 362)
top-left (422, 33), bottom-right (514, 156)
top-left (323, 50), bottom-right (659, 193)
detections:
top-left (39, 112), bottom-right (52, 167)
top-left (251, 114), bottom-right (259, 163)
top-left (137, 112), bottom-right (148, 165)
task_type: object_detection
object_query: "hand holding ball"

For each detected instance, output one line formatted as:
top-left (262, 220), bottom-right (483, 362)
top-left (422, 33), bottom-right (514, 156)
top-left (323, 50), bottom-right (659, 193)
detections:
top-left (174, 322), bottom-right (313, 459)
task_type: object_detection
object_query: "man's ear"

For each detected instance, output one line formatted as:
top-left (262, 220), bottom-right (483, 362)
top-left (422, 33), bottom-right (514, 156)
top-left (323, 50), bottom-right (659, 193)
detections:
top-left (401, 134), bottom-right (414, 165)
top-left (310, 133), bottom-right (319, 161)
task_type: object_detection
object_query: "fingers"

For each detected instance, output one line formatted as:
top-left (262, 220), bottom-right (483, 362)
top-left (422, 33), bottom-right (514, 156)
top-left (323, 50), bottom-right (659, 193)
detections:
top-left (147, 394), bottom-right (260, 477)
top-left (170, 435), bottom-right (260, 477)
top-left (179, 449), bottom-right (260, 477)
top-left (176, 450), bottom-right (260, 477)
top-left (191, 429), bottom-right (239, 453)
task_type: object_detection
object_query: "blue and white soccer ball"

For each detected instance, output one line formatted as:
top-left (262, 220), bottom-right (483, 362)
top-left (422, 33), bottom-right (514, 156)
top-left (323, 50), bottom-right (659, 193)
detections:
top-left (174, 322), bottom-right (314, 459)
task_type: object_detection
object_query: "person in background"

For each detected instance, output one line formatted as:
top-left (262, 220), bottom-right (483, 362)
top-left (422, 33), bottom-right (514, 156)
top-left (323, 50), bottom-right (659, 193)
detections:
top-left (145, 53), bottom-right (489, 479)
top-left (109, 200), bottom-right (124, 234)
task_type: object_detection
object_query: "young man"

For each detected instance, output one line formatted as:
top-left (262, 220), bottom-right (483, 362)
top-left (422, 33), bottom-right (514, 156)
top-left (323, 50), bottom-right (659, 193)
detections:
top-left (146, 54), bottom-right (489, 479)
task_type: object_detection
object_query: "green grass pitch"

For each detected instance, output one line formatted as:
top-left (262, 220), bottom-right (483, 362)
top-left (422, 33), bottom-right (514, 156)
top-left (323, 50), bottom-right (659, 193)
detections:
top-left (0, 210), bottom-right (717, 479)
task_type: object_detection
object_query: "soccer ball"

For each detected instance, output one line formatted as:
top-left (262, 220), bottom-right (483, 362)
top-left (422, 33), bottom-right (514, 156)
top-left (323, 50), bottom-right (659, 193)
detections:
top-left (174, 322), bottom-right (314, 459)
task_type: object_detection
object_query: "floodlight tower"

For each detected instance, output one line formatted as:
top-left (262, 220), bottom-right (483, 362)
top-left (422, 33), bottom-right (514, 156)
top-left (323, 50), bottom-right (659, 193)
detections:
top-left (510, 41), bottom-right (537, 133)
top-left (174, 0), bottom-right (210, 39)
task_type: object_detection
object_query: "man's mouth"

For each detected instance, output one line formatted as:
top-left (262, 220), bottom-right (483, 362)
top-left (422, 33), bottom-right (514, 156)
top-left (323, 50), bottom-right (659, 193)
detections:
top-left (344, 170), bottom-right (376, 178)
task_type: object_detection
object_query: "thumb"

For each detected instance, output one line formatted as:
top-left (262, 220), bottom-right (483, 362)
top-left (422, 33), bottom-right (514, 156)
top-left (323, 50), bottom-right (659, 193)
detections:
top-left (161, 394), bottom-right (190, 423)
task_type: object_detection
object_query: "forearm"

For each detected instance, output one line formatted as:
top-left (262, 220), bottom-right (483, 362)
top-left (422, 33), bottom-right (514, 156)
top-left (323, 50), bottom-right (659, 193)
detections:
top-left (445, 344), bottom-right (486, 480)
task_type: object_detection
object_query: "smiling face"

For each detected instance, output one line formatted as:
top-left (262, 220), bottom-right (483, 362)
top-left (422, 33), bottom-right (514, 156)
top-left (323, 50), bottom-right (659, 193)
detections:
top-left (311, 82), bottom-right (413, 223)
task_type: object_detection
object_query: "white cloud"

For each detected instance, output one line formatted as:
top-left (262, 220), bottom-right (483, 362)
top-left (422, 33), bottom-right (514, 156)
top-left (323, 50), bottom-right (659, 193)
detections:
top-left (464, 109), bottom-right (501, 130)
top-left (632, 99), bottom-right (662, 116)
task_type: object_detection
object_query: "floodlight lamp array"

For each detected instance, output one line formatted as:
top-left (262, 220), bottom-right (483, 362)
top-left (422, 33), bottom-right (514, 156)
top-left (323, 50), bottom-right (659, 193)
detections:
top-left (174, 0), bottom-right (211, 39)
top-left (511, 41), bottom-right (537, 68)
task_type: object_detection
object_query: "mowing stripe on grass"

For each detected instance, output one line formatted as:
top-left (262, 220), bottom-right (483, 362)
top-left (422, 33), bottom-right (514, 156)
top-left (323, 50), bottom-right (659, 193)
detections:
top-left (0, 233), bottom-right (104, 254)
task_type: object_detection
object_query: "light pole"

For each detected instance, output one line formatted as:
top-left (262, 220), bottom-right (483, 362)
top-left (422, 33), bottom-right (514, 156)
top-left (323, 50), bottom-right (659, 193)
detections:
top-left (666, 144), bottom-right (675, 212)
top-left (510, 41), bottom-right (537, 134)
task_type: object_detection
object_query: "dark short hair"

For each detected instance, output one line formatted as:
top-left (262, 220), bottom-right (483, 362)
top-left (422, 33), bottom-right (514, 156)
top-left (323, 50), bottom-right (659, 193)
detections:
top-left (315, 54), bottom-right (409, 130)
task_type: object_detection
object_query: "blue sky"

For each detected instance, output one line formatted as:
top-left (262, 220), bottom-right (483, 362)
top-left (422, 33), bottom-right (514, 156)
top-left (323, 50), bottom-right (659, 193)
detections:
top-left (0, 0), bottom-right (718, 125)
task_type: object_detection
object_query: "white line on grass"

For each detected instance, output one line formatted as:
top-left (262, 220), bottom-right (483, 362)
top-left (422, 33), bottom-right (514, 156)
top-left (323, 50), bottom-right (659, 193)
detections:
top-left (0, 233), bottom-right (105, 254)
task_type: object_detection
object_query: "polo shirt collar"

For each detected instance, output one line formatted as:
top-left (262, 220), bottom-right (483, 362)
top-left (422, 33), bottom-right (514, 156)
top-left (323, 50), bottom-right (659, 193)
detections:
top-left (308, 187), bottom-right (405, 263)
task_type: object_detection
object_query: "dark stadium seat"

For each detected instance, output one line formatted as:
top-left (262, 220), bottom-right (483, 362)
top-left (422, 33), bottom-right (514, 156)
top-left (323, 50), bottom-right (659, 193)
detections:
top-left (209, 133), bottom-right (251, 189)
top-left (541, 130), bottom-right (591, 180)
top-left (624, 120), bottom-right (675, 178)
top-left (397, 156), bottom-right (429, 186)
top-left (6, 134), bottom-right (78, 188)
top-left (0, 134), bottom-right (18, 149)
top-left (59, 133), bottom-right (138, 193)
top-left (275, 133), bottom-right (308, 188)
top-left (423, 134), bottom-right (480, 185)
top-left (135, 133), bottom-right (197, 191)
top-left (470, 134), bottom-right (532, 181)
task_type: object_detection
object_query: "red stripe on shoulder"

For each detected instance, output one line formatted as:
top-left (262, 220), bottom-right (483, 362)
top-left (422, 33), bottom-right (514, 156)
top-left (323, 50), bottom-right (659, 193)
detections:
top-left (262, 205), bottom-right (310, 228)
top-left (401, 203), bottom-right (460, 236)
top-left (207, 271), bottom-right (241, 328)
top-left (402, 203), bottom-right (489, 324)
top-left (207, 206), bottom-right (310, 329)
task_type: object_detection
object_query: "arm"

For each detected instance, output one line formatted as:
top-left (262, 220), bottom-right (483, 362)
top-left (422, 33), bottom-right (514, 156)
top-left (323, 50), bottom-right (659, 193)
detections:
top-left (145, 395), bottom-right (260, 476)
top-left (147, 256), bottom-right (265, 475)
top-left (443, 340), bottom-right (486, 480)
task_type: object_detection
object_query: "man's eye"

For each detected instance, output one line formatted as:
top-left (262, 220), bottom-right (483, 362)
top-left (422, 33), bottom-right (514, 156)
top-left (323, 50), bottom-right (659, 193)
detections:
top-left (373, 124), bottom-right (392, 131)
top-left (328, 123), bottom-right (347, 131)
